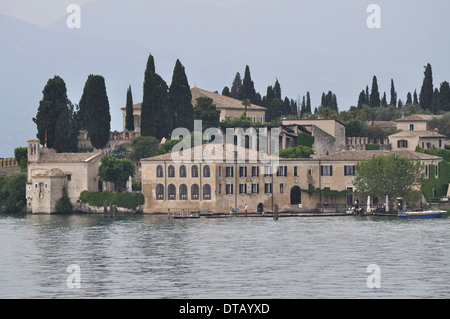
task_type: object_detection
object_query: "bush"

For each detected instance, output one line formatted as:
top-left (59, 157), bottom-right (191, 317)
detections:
top-left (365, 144), bottom-right (380, 150)
top-left (55, 195), bottom-right (73, 213)
top-left (80, 191), bottom-right (144, 210)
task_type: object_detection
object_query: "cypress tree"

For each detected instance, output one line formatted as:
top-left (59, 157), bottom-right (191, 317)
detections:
top-left (222, 87), bottom-right (230, 96)
top-left (125, 85), bottom-right (134, 131)
top-left (439, 81), bottom-right (450, 112)
top-left (357, 90), bottom-right (366, 108)
top-left (141, 54), bottom-right (157, 137)
top-left (169, 59), bottom-right (193, 132)
top-left (390, 79), bottom-right (397, 107)
top-left (242, 65), bottom-right (257, 104)
top-left (79, 75), bottom-right (111, 150)
top-left (419, 63), bottom-right (433, 111)
top-left (406, 92), bottom-right (412, 105)
top-left (413, 89), bottom-right (419, 105)
top-left (33, 76), bottom-right (77, 151)
top-left (274, 79), bottom-right (282, 100)
top-left (306, 92), bottom-right (312, 114)
top-left (431, 88), bottom-right (440, 114)
top-left (369, 76), bottom-right (380, 107)
top-left (365, 85), bottom-right (370, 106)
top-left (381, 92), bottom-right (387, 107)
top-left (230, 72), bottom-right (242, 100)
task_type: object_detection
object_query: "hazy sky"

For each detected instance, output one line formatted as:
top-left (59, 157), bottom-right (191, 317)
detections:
top-left (1, 0), bottom-right (450, 157)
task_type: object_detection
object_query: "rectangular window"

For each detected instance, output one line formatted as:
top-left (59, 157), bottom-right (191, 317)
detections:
top-left (218, 184), bottom-right (222, 195)
top-left (251, 183), bottom-right (259, 194)
top-left (276, 165), bottom-right (287, 177)
top-left (425, 164), bottom-right (429, 178)
top-left (252, 166), bottom-right (259, 177)
top-left (344, 165), bottom-right (355, 176)
top-left (264, 166), bottom-right (272, 177)
top-left (320, 165), bottom-right (333, 176)
top-left (294, 166), bottom-right (298, 176)
top-left (226, 166), bottom-right (234, 178)
top-left (280, 183), bottom-right (284, 194)
top-left (409, 124), bottom-right (414, 131)
top-left (226, 184), bottom-right (233, 195)
top-left (435, 164), bottom-right (439, 178)
top-left (264, 183), bottom-right (272, 194)
top-left (239, 166), bottom-right (247, 178)
top-left (239, 184), bottom-right (247, 194)
top-left (218, 166), bottom-right (222, 177)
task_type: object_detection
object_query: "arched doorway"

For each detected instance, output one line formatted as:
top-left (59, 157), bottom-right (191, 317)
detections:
top-left (257, 203), bottom-right (264, 213)
top-left (290, 186), bottom-right (301, 205)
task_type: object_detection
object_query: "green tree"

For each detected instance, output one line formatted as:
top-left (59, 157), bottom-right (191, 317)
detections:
top-left (357, 90), bottom-right (366, 109)
top-left (125, 85), bottom-right (134, 131)
top-left (169, 59), bottom-right (193, 131)
top-left (390, 79), bottom-right (397, 107)
top-left (345, 119), bottom-right (363, 137)
top-left (242, 65), bottom-right (257, 104)
top-left (193, 97), bottom-right (220, 130)
top-left (306, 92), bottom-right (312, 114)
top-left (14, 147), bottom-right (28, 171)
top-left (353, 154), bottom-right (424, 207)
top-left (54, 99), bottom-right (79, 153)
top-left (278, 145), bottom-right (314, 158)
top-left (4, 174), bottom-right (27, 213)
top-left (230, 72), bottom-right (242, 100)
top-left (127, 136), bottom-right (159, 162)
top-left (369, 76), bottom-right (380, 107)
top-left (420, 63), bottom-right (433, 111)
top-left (33, 76), bottom-right (78, 152)
top-left (98, 156), bottom-right (135, 191)
top-left (79, 75), bottom-right (111, 149)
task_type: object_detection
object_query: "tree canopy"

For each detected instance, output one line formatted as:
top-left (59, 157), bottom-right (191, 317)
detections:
top-left (98, 156), bottom-right (135, 191)
top-left (353, 154), bottom-right (424, 205)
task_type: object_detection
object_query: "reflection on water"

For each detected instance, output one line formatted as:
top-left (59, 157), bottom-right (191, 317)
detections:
top-left (1, 213), bottom-right (449, 298)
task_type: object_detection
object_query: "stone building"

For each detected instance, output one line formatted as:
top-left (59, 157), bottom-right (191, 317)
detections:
top-left (140, 144), bottom-right (442, 214)
top-left (26, 140), bottom-right (102, 213)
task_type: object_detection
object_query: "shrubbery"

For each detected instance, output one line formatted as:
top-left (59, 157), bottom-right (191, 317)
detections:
top-left (80, 191), bottom-right (144, 210)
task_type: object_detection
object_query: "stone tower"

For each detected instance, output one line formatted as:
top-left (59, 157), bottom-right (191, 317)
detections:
top-left (27, 140), bottom-right (41, 163)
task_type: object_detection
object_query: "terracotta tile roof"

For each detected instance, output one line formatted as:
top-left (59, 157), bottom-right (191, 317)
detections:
top-left (388, 130), bottom-right (445, 138)
top-left (396, 114), bottom-right (442, 122)
top-left (316, 150), bottom-right (442, 161)
top-left (38, 149), bottom-right (102, 163)
top-left (191, 87), bottom-right (266, 111)
top-left (141, 144), bottom-right (279, 162)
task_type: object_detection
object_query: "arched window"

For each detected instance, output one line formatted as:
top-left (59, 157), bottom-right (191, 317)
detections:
top-left (191, 184), bottom-right (199, 200)
top-left (168, 165), bottom-right (175, 177)
top-left (168, 184), bottom-right (176, 200)
top-left (156, 165), bottom-right (163, 178)
top-left (179, 184), bottom-right (188, 200)
top-left (180, 165), bottom-right (187, 178)
top-left (203, 165), bottom-right (210, 178)
top-left (156, 184), bottom-right (164, 200)
top-left (203, 184), bottom-right (211, 200)
top-left (191, 165), bottom-right (199, 178)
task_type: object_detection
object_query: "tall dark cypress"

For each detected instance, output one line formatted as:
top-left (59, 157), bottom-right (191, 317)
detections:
top-left (390, 79), bottom-right (397, 107)
top-left (306, 92), bottom-right (312, 114)
top-left (369, 76), bottom-right (380, 107)
top-left (169, 59), bottom-right (193, 131)
top-left (125, 85), bottom-right (134, 131)
top-left (230, 72), bottom-right (242, 100)
top-left (357, 90), bottom-right (366, 108)
top-left (80, 74), bottom-right (111, 149)
top-left (141, 54), bottom-right (156, 137)
top-left (33, 76), bottom-right (70, 150)
top-left (242, 65), bottom-right (257, 104)
top-left (419, 63), bottom-right (433, 111)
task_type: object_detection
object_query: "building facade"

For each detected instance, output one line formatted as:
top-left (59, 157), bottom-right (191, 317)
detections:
top-left (141, 146), bottom-right (442, 214)
top-left (26, 140), bottom-right (102, 213)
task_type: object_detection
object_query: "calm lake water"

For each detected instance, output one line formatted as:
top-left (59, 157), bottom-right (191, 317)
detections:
top-left (1, 213), bottom-right (449, 299)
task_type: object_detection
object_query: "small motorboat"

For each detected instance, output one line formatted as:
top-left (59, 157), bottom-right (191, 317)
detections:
top-left (399, 209), bottom-right (446, 218)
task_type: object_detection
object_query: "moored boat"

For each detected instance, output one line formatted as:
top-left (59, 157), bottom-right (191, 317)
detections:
top-left (399, 209), bottom-right (446, 218)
